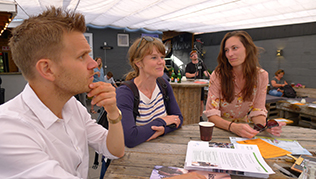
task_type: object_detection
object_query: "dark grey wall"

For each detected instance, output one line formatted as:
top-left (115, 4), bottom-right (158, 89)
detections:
top-left (195, 22), bottom-right (316, 88)
top-left (86, 27), bottom-right (162, 81)
top-left (0, 74), bottom-right (27, 102)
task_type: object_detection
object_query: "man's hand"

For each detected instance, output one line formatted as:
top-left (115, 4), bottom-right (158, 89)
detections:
top-left (147, 126), bottom-right (165, 141)
top-left (88, 82), bottom-right (124, 158)
top-left (204, 71), bottom-right (211, 78)
top-left (87, 82), bottom-right (117, 114)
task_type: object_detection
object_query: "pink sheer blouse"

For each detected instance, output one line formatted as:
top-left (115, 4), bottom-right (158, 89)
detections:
top-left (204, 69), bottom-right (268, 122)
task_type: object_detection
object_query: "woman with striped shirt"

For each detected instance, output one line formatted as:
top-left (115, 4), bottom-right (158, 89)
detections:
top-left (116, 36), bottom-right (183, 148)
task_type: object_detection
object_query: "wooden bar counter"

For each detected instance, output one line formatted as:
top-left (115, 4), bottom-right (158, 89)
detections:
top-left (169, 80), bottom-right (208, 125)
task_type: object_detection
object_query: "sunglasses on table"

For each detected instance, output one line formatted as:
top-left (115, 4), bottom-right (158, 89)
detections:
top-left (136, 36), bottom-right (162, 51)
top-left (253, 119), bottom-right (279, 132)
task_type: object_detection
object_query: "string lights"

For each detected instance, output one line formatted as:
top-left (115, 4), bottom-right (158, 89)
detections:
top-left (0, 16), bottom-right (12, 36)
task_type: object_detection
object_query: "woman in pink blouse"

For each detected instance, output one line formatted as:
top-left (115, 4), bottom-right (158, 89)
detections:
top-left (204, 31), bottom-right (285, 138)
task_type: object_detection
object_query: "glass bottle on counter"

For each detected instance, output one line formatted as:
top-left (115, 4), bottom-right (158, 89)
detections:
top-left (177, 70), bottom-right (181, 83)
top-left (171, 69), bottom-right (176, 82)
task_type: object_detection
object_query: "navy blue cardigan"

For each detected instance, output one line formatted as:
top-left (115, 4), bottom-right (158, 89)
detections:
top-left (116, 78), bottom-right (183, 148)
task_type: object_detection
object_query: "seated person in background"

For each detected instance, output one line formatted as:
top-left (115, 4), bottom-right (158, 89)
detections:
top-left (104, 71), bottom-right (118, 88)
top-left (268, 69), bottom-right (288, 97)
top-left (204, 31), bottom-right (285, 139)
top-left (0, 7), bottom-right (124, 178)
top-left (116, 36), bottom-right (183, 148)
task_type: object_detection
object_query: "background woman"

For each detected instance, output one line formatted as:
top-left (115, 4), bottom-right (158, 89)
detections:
top-left (269, 69), bottom-right (288, 97)
top-left (116, 36), bottom-right (183, 148)
top-left (204, 31), bottom-right (285, 139)
top-left (91, 57), bottom-right (105, 113)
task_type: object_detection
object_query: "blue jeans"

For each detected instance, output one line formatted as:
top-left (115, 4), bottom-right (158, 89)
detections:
top-left (269, 89), bottom-right (283, 97)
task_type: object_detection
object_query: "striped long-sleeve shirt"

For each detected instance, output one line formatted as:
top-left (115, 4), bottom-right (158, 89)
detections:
top-left (116, 78), bottom-right (183, 148)
top-left (136, 85), bottom-right (167, 126)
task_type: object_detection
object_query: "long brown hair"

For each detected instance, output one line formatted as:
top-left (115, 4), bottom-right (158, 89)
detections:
top-left (215, 31), bottom-right (262, 103)
top-left (125, 37), bottom-right (165, 81)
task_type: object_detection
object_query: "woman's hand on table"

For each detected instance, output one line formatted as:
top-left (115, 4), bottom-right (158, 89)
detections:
top-left (161, 115), bottom-right (181, 128)
top-left (167, 172), bottom-right (206, 179)
top-left (267, 121), bottom-right (286, 136)
top-left (230, 123), bottom-right (259, 139)
top-left (147, 115), bottom-right (181, 141)
top-left (147, 126), bottom-right (165, 141)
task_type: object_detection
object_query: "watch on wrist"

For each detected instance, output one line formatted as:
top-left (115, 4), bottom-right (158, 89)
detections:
top-left (107, 109), bottom-right (122, 124)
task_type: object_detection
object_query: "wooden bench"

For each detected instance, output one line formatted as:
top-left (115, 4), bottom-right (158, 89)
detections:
top-left (266, 93), bottom-right (316, 128)
top-left (266, 102), bottom-right (279, 119)
top-left (265, 94), bottom-right (287, 119)
top-left (277, 100), bottom-right (316, 128)
top-left (299, 114), bottom-right (316, 129)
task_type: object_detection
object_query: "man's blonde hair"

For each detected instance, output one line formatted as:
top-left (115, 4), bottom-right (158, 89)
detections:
top-left (9, 7), bottom-right (86, 80)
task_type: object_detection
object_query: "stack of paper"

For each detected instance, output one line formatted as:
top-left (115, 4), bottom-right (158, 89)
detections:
top-left (184, 141), bottom-right (274, 178)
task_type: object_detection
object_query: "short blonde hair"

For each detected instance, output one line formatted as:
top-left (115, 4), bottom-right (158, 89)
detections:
top-left (9, 7), bottom-right (86, 80)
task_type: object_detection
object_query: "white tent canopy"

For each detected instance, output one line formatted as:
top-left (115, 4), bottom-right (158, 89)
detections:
top-left (7, 0), bottom-right (316, 34)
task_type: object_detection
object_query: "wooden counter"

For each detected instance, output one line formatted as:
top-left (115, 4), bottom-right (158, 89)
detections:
top-left (169, 81), bottom-right (209, 125)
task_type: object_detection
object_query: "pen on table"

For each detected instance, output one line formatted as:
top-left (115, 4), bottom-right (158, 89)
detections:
top-left (273, 163), bottom-right (297, 178)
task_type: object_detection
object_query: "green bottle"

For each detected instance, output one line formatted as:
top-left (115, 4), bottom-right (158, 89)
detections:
top-left (177, 70), bottom-right (181, 83)
top-left (171, 69), bottom-right (176, 82)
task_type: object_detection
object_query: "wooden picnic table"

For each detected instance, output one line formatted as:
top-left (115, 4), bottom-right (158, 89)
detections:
top-left (104, 124), bottom-right (316, 178)
top-left (277, 100), bottom-right (316, 117)
top-left (277, 100), bottom-right (316, 127)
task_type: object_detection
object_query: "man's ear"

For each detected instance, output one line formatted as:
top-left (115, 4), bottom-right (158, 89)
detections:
top-left (35, 59), bottom-right (55, 81)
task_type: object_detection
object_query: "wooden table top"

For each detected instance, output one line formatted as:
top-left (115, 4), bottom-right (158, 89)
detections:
top-left (293, 87), bottom-right (316, 99)
top-left (169, 81), bottom-right (209, 87)
top-left (104, 124), bottom-right (316, 179)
